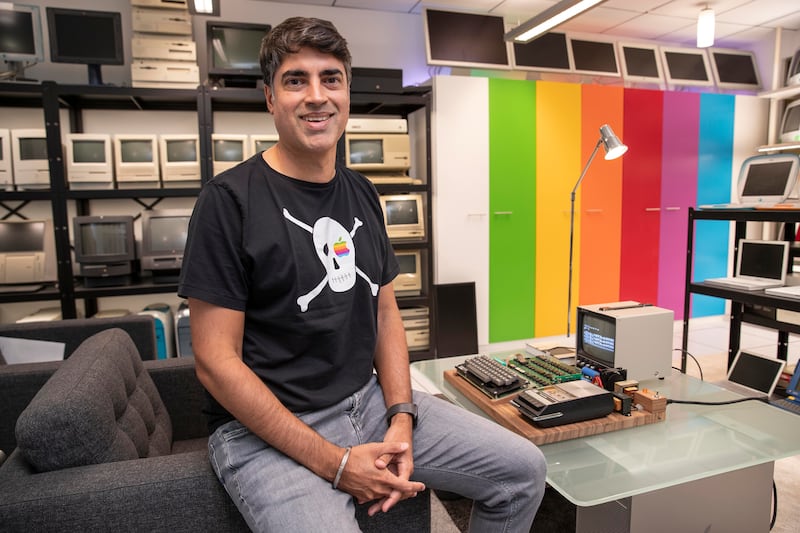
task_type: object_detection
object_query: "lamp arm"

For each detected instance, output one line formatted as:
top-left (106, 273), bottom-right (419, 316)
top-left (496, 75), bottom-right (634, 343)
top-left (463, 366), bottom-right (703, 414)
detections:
top-left (571, 138), bottom-right (603, 198)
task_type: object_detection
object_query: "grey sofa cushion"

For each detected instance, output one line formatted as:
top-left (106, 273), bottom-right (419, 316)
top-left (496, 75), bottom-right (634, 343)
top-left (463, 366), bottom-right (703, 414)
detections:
top-left (14, 328), bottom-right (172, 473)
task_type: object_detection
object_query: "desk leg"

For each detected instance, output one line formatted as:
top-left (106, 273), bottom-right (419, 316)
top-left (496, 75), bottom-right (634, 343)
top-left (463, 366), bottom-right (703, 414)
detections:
top-left (575, 462), bottom-right (773, 533)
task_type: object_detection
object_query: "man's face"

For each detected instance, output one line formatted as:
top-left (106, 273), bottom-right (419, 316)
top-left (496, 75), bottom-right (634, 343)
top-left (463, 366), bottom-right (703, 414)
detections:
top-left (265, 47), bottom-right (349, 157)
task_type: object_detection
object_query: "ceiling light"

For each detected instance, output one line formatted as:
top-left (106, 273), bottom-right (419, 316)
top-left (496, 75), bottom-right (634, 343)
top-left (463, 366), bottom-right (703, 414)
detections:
top-left (504, 0), bottom-right (606, 43)
top-left (188, 0), bottom-right (220, 16)
top-left (697, 7), bottom-right (715, 48)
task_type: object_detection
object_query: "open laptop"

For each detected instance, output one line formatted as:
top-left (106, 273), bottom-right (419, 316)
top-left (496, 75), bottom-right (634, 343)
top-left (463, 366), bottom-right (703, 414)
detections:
top-left (703, 239), bottom-right (789, 290)
top-left (716, 350), bottom-right (786, 398)
top-left (699, 153), bottom-right (800, 209)
top-left (771, 364), bottom-right (800, 414)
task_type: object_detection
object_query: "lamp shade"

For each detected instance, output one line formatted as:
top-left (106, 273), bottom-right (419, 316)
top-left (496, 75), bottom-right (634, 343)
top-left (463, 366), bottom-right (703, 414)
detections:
top-left (600, 124), bottom-right (627, 160)
top-left (697, 8), bottom-right (715, 48)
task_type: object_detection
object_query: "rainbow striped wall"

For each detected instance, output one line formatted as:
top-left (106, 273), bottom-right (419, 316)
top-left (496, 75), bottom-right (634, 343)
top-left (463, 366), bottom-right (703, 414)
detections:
top-left (484, 80), bottom-right (765, 341)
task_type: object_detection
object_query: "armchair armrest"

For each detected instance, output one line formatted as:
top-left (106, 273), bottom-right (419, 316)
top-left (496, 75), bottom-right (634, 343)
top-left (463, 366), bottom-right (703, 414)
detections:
top-left (0, 361), bottom-right (61, 453)
top-left (145, 357), bottom-right (209, 441)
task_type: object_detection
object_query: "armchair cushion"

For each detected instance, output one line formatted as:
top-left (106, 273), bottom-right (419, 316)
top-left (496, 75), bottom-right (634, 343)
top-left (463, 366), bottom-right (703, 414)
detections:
top-left (14, 329), bottom-right (172, 472)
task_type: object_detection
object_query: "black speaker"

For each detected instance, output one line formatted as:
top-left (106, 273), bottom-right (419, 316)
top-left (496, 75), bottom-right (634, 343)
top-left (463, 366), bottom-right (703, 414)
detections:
top-left (433, 282), bottom-right (478, 358)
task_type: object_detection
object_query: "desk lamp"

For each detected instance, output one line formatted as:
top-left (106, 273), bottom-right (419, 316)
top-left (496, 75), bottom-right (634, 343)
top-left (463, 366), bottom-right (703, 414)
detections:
top-left (567, 124), bottom-right (628, 337)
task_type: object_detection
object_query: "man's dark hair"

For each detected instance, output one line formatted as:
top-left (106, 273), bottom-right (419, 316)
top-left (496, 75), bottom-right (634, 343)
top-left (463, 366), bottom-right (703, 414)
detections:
top-left (259, 17), bottom-right (352, 88)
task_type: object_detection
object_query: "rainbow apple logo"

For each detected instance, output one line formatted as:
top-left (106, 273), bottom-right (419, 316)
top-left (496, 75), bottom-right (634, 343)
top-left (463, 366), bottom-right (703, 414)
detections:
top-left (333, 237), bottom-right (350, 257)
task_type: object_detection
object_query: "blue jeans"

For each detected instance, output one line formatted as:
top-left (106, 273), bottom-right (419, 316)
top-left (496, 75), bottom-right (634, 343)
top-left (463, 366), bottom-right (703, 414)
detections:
top-left (208, 375), bottom-right (546, 532)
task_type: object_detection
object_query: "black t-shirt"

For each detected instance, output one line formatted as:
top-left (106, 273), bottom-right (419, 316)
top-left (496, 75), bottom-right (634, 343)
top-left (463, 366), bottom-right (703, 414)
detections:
top-left (178, 155), bottom-right (398, 429)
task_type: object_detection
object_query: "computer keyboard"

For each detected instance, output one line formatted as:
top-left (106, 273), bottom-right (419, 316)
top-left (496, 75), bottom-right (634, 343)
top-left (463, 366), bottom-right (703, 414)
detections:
top-left (455, 355), bottom-right (528, 399)
top-left (771, 397), bottom-right (800, 415)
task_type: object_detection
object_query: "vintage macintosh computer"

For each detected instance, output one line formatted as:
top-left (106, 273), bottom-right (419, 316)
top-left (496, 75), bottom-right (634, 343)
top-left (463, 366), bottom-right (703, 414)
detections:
top-left (211, 134), bottom-right (250, 175)
top-left (0, 219), bottom-right (57, 289)
top-left (393, 250), bottom-right (423, 296)
top-left (0, 129), bottom-right (12, 190)
top-left (380, 194), bottom-right (426, 240)
top-left (11, 129), bottom-right (49, 189)
top-left (72, 215), bottom-right (136, 287)
top-left (159, 134), bottom-right (201, 187)
top-left (250, 134), bottom-right (279, 155)
top-left (140, 208), bottom-right (192, 282)
top-left (113, 134), bottom-right (160, 188)
top-left (344, 130), bottom-right (413, 184)
top-left (64, 133), bottom-right (114, 189)
top-left (138, 303), bottom-right (175, 359)
top-left (0, 3), bottom-right (45, 82)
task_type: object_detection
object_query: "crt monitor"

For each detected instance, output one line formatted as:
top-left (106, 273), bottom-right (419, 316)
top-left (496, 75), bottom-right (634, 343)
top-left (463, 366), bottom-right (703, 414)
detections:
top-left (73, 215), bottom-right (136, 286)
top-left (0, 3), bottom-right (44, 81)
top-left (380, 194), bottom-right (425, 240)
top-left (159, 134), bottom-right (200, 185)
top-left (45, 7), bottom-right (124, 86)
top-left (113, 134), bottom-right (160, 187)
top-left (345, 133), bottom-right (411, 173)
top-left (780, 99), bottom-right (800, 144)
top-left (0, 129), bottom-right (11, 190)
top-left (65, 133), bottom-right (113, 187)
top-left (212, 133), bottom-right (250, 175)
top-left (11, 128), bottom-right (49, 189)
top-left (0, 219), bottom-right (56, 286)
top-left (206, 21), bottom-right (271, 87)
top-left (250, 134), bottom-right (279, 154)
top-left (140, 209), bottom-right (192, 275)
top-left (393, 250), bottom-right (423, 295)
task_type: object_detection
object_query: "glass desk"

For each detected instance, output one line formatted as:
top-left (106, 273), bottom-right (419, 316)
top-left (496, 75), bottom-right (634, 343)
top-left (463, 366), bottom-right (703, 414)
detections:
top-left (412, 354), bottom-right (800, 533)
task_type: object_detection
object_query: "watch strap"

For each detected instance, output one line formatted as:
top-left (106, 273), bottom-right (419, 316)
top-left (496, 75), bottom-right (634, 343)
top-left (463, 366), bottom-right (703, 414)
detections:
top-left (385, 402), bottom-right (418, 428)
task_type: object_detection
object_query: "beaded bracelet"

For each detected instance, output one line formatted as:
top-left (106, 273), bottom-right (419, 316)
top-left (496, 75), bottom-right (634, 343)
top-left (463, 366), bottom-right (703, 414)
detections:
top-left (332, 447), bottom-right (351, 489)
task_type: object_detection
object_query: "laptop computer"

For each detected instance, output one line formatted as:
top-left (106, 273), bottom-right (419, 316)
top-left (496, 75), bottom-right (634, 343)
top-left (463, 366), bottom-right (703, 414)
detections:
top-left (716, 350), bottom-right (786, 398)
top-left (764, 284), bottom-right (800, 298)
top-left (699, 153), bottom-right (800, 209)
top-left (771, 364), bottom-right (800, 414)
top-left (703, 239), bottom-right (789, 290)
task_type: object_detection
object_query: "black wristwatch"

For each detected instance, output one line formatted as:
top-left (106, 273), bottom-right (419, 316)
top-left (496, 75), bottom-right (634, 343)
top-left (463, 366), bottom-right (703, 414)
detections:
top-left (385, 402), bottom-right (418, 428)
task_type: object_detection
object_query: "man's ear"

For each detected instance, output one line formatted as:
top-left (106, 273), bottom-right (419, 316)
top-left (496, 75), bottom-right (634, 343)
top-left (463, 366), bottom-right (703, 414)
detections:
top-left (264, 85), bottom-right (274, 114)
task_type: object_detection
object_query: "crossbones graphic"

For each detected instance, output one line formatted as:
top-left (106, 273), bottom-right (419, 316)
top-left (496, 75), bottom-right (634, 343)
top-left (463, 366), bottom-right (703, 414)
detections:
top-left (283, 208), bottom-right (379, 312)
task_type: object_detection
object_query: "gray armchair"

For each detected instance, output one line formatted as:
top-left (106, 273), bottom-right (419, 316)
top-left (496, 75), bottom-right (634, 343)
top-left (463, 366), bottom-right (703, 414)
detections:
top-left (0, 328), bottom-right (430, 532)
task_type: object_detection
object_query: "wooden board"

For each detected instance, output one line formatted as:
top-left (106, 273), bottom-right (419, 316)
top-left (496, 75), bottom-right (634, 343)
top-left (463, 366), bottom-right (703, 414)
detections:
top-left (444, 369), bottom-right (665, 446)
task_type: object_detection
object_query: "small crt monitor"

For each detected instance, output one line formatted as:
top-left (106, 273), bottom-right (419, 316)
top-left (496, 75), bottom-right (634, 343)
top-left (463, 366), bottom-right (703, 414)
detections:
top-left (576, 302), bottom-right (673, 381)
top-left (11, 128), bottom-right (49, 189)
top-left (212, 133), bottom-right (250, 175)
top-left (780, 99), bottom-right (800, 144)
top-left (159, 134), bottom-right (200, 187)
top-left (113, 134), bottom-right (160, 188)
top-left (345, 133), bottom-right (411, 174)
top-left (250, 134), bottom-right (279, 155)
top-left (380, 194), bottom-right (425, 240)
top-left (0, 219), bottom-right (57, 287)
top-left (65, 133), bottom-right (113, 189)
top-left (0, 129), bottom-right (12, 190)
top-left (140, 208), bottom-right (192, 282)
top-left (393, 250), bottom-right (422, 296)
top-left (73, 215), bottom-right (136, 287)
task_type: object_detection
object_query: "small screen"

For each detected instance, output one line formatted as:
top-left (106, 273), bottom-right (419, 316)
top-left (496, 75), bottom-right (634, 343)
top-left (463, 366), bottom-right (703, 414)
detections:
top-left (19, 137), bottom-right (47, 160)
top-left (728, 352), bottom-right (784, 394)
top-left (386, 199), bottom-right (419, 226)
top-left (120, 140), bottom-right (153, 163)
top-left (48, 10), bottom-right (122, 64)
top-left (741, 161), bottom-right (794, 196)
top-left (213, 139), bottom-right (244, 162)
top-left (349, 139), bottom-right (383, 165)
top-left (397, 254), bottom-right (417, 275)
top-left (579, 311), bottom-right (615, 367)
top-left (738, 242), bottom-right (785, 280)
top-left (0, 9), bottom-right (36, 56)
top-left (622, 46), bottom-right (660, 78)
top-left (664, 51), bottom-right (709, 81)
top-left (79, 222), bottom-right (128, 256)
top-left (782, 106), bottom-right (800, 135)
top-left (72, 140), bottom-right (106, 163)
top-left (712, 51), bottom-right (758, 85)
top-left (513, 32), bottom-right (570, 70)
top-left (255, 139), bottom-right (277, 152)
top-left (148, 216), bottom-right (190, 253)
top-left (426, 9), bottom-right (509, 67)
top-left (0, 221), bottom-right (45, 252)
top-left (571, 40), bottom-right (618, 73)
top-left (210, 25), bottom-right (268, 70)
top-left (166, 139), bottom-right (197, 163)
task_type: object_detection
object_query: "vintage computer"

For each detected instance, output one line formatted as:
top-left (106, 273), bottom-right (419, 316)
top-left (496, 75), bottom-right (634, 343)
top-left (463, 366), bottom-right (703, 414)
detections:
top-left (113, 134), bottom-right (160, 188)
top-left (787, 48), bottom-right (800, 87)
top-left (0, 219), bottom-right (57, 289)
top-left (206, 21), bottom-right (271, 88)
top-left (780, 99), bottom-right (800, 144)
top-left (11, 129), bottom-right (49, 189)
top-left (138, 303), bottom-right (175, 359)
top-left (159, 134), bottom-right (200, 187)
top-left (0, 129), bottom-right (12, 190)
top-left (211, 133), bottom-right (250, 175)
top-left (576, 301), bottom-right (673, 381)
top-left (0, 3), bottom-right (45, 81)
top-left (64, 133), bottom-right (114, 189)
top-left (393, 250), bottom-right (423, 296)
top-left (175, 300), bottom-right (193, 357)
top-left (140, 208), bottom-right (192, 282)
top-left (380, 194), bottom-right (426, 240)
top-left (72, 215), bottom-right (136, 287)
top-left (249, 134), bottom-right (279, 155)
top-left (345, 132), bottom-right (412, 184)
